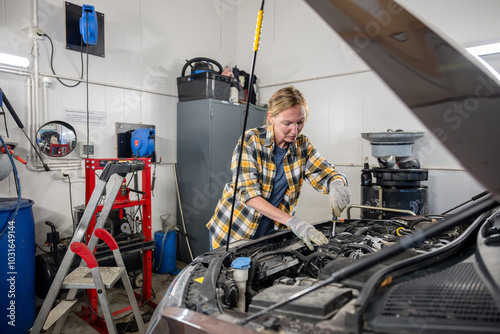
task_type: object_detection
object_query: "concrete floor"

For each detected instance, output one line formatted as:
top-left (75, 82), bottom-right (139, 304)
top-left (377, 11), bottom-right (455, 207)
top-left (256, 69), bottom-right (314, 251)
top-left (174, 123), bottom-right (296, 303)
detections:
top-left (37, 261), bottom-right (187, 334)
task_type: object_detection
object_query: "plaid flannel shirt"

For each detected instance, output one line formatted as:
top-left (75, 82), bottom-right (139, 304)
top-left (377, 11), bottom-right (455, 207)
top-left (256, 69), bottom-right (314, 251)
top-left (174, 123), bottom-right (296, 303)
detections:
top-left (206, 124), bottom-right (347, 249)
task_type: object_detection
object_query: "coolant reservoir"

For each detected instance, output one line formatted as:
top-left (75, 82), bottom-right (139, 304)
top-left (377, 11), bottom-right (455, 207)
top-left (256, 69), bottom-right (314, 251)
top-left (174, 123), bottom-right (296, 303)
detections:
top-left (231, 257), bottom-right (251, 311)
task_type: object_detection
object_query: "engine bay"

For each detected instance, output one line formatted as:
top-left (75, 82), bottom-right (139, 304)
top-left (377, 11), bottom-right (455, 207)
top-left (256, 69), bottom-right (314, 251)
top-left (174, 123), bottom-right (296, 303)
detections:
top-left (152, 204), bottom-right (500, 334)
top-left (181, 217), bottom-right (466, 326)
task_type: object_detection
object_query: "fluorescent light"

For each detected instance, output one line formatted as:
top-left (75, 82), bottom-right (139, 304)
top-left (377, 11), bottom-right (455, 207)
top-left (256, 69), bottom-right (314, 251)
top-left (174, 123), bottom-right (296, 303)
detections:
top-left (466, 43), bottom-right (500, 56)
top-left (0, 52), bottom-right (30, 68)
top-left (464, 43), bottom-right (500, 82)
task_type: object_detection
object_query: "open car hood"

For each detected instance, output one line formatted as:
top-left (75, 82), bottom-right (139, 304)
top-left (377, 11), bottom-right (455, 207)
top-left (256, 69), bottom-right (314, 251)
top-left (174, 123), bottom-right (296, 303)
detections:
top-left (305, 0), bottom-right (500, 200)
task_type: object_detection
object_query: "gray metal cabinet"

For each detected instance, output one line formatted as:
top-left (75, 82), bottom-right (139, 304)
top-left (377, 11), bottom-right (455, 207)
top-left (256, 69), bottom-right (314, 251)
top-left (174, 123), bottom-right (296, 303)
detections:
top-left (177, 99), bottom-right (266, 261)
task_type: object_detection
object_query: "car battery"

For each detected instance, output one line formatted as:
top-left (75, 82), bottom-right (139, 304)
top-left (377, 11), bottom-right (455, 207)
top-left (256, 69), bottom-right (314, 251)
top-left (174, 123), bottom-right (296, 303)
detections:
top-left (177, 72), bottom-right (232, 102)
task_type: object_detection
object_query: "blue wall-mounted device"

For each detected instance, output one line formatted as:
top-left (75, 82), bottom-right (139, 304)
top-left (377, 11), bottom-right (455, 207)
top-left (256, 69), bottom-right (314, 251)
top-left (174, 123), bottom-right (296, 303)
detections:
top-left (131, 129), bottom-right (155, 157)
top-left (80, 5), bottom-right (98, 45)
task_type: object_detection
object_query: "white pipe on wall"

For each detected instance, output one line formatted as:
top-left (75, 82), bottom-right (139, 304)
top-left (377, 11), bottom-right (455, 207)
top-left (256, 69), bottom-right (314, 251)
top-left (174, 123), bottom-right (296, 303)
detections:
top-left (258, 69), bottom-right (373, 89)
top-left (26, 74), bottom-right (34, 165)
top-left (33, 0), bottom-right (40, 131)
top-left (42, 80), bottom-right (48, 125)
top-left (38, 72), bottom-right (177, 98)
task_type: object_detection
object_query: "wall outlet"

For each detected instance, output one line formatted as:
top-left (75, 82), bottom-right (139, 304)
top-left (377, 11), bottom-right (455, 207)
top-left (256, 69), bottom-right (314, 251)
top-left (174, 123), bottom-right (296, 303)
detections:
top-left (60, 170), bottom-right (70, 178)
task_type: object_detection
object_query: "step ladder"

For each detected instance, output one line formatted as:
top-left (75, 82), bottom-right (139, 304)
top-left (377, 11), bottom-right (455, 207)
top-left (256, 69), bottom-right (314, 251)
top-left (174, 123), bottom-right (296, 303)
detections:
top-left (31, 160), bottom-right (146, 334)
top-left (41, 229), bottom-right (145, 333)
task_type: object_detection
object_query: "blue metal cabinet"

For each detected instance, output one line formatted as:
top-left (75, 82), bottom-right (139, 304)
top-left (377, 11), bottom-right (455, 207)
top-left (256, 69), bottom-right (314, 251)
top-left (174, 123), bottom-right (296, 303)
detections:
top-left (177, 99), bottom-right (266, 261)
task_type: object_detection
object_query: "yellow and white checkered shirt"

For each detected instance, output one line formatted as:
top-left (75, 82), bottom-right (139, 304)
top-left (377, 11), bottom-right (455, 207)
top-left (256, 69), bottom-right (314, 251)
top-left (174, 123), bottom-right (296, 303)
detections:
top-left (206, 124), bottom-right (347, 249)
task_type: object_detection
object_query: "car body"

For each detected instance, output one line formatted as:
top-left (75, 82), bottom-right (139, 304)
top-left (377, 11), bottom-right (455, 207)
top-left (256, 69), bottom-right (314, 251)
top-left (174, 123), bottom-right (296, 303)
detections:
top-left (147, 1), bottom-right (500, 333)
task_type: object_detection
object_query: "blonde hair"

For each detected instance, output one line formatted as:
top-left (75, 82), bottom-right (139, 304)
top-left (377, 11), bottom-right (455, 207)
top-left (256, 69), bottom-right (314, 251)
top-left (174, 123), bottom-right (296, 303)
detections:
top-left (266, 86), bottom-right (309, 127)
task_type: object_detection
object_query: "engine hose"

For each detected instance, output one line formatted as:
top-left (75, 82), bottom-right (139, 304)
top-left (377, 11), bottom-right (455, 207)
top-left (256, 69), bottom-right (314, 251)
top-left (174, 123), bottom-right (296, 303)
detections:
top-left (290, 250), bottom-right (324, 262)
top-left (354, 226), bottom-right (371, 236)
top-left (389, 219), bottom-right (409, 228)
top-left (346, 243), bottom-right (375, 253)
top-left (394, 227), bottom-right (413, 236)
top-left (337, 232), bottom-right (354, 238)
top-left (301, 252), bottom-right (336, 277)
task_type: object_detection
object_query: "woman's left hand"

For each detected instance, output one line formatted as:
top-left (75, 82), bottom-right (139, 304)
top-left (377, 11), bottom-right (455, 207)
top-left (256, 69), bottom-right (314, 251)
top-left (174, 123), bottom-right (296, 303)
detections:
top-left (286, 217), bottom-right (329, 250)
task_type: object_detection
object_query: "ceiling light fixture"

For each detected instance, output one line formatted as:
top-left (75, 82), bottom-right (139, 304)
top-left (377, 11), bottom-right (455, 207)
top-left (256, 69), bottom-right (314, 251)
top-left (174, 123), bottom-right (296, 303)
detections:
top-left (465, 43), bottom-right (500, 82)
top-left (466, 42), bottom-right (500, 57)
top-left (0, 52), bottom-right (30, 68)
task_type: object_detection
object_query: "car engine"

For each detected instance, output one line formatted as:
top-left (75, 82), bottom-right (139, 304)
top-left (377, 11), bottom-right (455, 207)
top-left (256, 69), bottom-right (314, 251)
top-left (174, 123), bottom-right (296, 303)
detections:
top-left (164, 216), bottom-right (481, 332)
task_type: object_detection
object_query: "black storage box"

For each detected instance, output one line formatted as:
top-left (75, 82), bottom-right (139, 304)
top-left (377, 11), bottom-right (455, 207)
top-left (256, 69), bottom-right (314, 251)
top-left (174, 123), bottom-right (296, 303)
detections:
top-left (177, 72), bottom-right (231, 102)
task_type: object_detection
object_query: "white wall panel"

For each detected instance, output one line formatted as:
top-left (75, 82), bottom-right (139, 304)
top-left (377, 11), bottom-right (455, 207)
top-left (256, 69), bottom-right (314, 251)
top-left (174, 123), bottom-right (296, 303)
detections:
top-left (1, 0), bottom-right (33, 61)
top-left (325, 75), bottom-right (365, 164)
top-left (272, 0), bottom-right (368, 84)
top-left (217, 0), bottom-right (239, 68)
top-left (427, 169), bottom-right (485, 215)
top-left (141, 0), bottom-right (227, 95)
top-left (103, 3), bottom-right (141, 87)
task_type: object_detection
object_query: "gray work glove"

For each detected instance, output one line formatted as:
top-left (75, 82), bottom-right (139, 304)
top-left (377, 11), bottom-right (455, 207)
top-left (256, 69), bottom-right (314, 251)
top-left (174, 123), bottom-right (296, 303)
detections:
top-left (286, 217), bottom-right (328, 250)
top-left (329, 179), bottom-right (351, 217)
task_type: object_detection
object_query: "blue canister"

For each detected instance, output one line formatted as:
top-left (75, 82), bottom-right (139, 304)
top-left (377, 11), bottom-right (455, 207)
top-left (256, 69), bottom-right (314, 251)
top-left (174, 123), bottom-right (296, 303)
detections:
top-left (0, 198), bottom-right (35, 334)
top-left (154, 230), bottom-right (177, 274)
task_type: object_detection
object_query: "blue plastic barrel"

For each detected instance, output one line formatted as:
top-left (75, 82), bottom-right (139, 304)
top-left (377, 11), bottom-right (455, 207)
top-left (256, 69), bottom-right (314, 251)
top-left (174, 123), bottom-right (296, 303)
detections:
top-left (154, 230), bottom-right (177, 274)
top-left (0, 198), bottom-right (35, 334)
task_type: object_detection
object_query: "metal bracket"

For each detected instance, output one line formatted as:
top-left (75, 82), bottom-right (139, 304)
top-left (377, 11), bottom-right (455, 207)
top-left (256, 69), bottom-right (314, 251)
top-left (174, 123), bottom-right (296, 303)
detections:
top-left (346, 204), bottom-right (416, 219)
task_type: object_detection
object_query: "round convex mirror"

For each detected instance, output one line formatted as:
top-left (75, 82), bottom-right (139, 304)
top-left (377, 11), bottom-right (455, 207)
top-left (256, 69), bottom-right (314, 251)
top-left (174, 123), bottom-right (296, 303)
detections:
top-left (36, 121), bottom-right (77, 157)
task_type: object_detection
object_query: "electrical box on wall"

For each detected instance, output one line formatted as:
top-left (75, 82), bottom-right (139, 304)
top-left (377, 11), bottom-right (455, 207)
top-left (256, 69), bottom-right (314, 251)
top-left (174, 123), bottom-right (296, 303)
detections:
top-left (65, 2), bottom-right (105, 57)
top-left (78, 141), bottom-right (94, 158)
top-left (116, 122), bottom-right (156, 161)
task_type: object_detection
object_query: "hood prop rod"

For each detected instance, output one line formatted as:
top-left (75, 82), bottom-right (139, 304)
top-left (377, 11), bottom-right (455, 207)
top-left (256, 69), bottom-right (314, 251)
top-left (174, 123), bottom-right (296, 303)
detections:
top-left (225, 0), bottom-right (265, 251)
